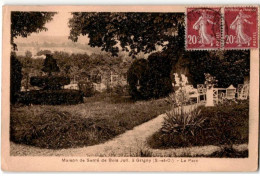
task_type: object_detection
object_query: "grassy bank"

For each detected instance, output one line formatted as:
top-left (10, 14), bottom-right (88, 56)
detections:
top-left (148, 101), bottom-right (249, 149)
top-left (10, 94), bottom-right (171, 149)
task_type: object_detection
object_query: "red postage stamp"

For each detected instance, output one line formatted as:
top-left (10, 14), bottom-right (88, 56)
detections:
top-left (224, 7), bottom-right (258, 49)
top-left (186, 8), bottom-right (221, 50)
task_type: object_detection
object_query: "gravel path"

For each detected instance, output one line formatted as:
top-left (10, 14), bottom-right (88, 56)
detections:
top-left (10, 104), bottom-right (247, 157)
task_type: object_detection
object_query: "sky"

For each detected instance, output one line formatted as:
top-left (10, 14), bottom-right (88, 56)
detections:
top-left (31, 11), bottom-right (72, 37)
top-left (14, 11), bottom-right (88, 44)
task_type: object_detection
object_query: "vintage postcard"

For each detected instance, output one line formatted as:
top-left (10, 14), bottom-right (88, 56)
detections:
top-left (1, 5), bottom-right (259, 172)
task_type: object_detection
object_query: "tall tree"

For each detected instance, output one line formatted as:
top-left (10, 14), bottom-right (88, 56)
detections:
top-left (187, 50), bottom-right (250, 88)
top-left (11, 12), bottom-right (56, 50)
top-left (69, 12), bottom-right (184, 57)
top-left (10, 54), bottom-right (22, 104)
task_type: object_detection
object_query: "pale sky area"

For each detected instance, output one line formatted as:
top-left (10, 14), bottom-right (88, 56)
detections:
top-left (15, 11), bottom-right (88, 44)
top-left (31, 11), bottom-right (72, 37)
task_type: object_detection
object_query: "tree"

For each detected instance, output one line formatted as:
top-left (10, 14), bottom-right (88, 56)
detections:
top-left (187, 50), bottom-right (250, 88)
top-left (127, 52), bottom-right (173, 99)
top-left (140, 52), bottom-right (173, 99)
top-left (10, 54), bottom-right (22, 104)
top-left (217, 50), bottom-right (250, 87)
top-left (42, 54), bottom-right (60, 76)
top-left (69, 12), bottom-right (184, 57)
top-left (11, 12), bottom-right (56, 50)
top-left (25, 50), bottom-right (32, 58)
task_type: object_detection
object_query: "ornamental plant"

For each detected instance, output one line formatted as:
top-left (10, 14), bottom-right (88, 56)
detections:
top-left (204, 73), bottom-right (218, 89)
top-left (161, 106), bottom-right (205, 143)
top-left (167, 73), bottom-right (190, 107)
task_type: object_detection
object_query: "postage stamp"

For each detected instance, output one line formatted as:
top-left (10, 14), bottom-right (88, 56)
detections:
top-left (186, 7), bottom-right (221, 50)
top-left (224, 7), bottom-right (258, 49)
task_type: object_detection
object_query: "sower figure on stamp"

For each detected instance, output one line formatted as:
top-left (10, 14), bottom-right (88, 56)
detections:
top-left (193, 10), bottom-right (216, 47)
top-left (230, 10), bottom-right (253, 47)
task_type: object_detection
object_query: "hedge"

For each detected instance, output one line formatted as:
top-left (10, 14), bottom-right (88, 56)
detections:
top-left (17, 90), bottom-right (84, 105)
top-left (30, 76), bottom-right (70, 90)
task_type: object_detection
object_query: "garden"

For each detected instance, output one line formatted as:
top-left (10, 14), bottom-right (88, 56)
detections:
top-left (9, 12), bottom-right (250, 157)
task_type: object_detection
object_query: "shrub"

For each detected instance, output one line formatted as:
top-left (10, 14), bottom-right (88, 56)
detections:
top-left (112, 85), bottom-right (129, 96)
top-left (141, 75), bottom-right (173, 99)
top-left (127, 59), bottom-right (148, 99)
top-left (141, 52), bottom-right (173, 99)
top-left (42, 54), bottom-right (60, 75)
top-left (17, 90), bottom-right (84, 105)
top-left (10, 55), bottom-right (22, 104)
top-left (78, 81), bottom-right (95, 97)
top-left (30, 76), bottom-right (70, 90)
top-left (127, 52), bottom-right (173, 100)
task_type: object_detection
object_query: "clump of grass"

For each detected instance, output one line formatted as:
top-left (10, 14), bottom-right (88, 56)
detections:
top-left (148, 101), bottom-right (249, 149)
top-left (10, 95), bottom-right (171, 149)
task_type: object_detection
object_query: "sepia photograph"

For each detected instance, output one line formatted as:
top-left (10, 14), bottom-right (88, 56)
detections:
top-left (1, 5), bottom-right (259, 171)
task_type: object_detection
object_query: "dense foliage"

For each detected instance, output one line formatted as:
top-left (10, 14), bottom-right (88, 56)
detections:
top-left (69, 12), bottom-right (184, 57)
top-left (187, 50), bottom-right (250, 88)
top-left (127, 52), bottom-right (173, 99)
top-left (10, 55), bottom-right (22, 104)
top-left (140, 52), bottom-right (173, 99)
top-left (30, 76), bottom-right (70, 90)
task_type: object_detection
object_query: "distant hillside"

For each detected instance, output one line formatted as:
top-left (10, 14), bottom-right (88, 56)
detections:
top-left (14, 35), bottom-right (102, 57)
top-left (14, 35), bottom-right (88, 44)
top-left (14, 35), bottom-right (151, 59)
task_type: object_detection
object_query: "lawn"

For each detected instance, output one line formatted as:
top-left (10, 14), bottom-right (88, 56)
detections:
top-left (148, 100), bottom-right (249, 149)
top-left (10, 93), bottom-right (171, 149)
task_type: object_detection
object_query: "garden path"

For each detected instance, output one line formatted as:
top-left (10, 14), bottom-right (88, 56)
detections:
top-left (10, 103), bottom-right (247, 156)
